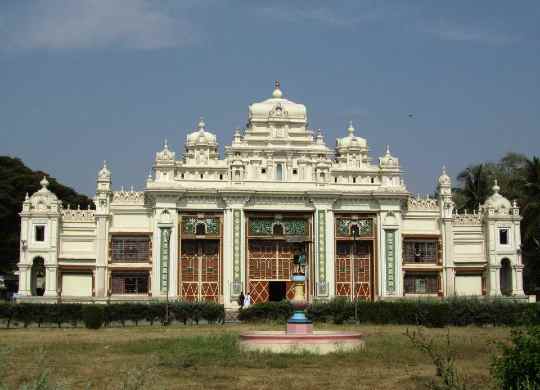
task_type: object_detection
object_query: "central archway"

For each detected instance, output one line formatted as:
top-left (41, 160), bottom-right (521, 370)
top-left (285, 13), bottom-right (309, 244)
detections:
top-left (31, 257), bottom-right (46, 296)
top-left (500, 258), bottom-right (512, 296)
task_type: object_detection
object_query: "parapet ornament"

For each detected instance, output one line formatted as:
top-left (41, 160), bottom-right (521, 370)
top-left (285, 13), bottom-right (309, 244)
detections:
top-left (452, 212), bottom-right (482, 225)
top-left (61, 207), bottom-right (96, 222)
top-left (112, 189), bottom-right (145, 204)
top-left (407, 196), bottom-right (439, 210)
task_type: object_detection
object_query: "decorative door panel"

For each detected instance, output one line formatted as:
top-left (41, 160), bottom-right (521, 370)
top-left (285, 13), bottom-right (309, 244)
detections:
top-left (249, 280), bottom-right (269, 304)
top-left (335, 241), bottom-right (372, 300)
top-left (248, 241), bottom-right (276, 280)
top-left (286, 281), bottom-right (296, 300)
top-left (277, 243), bottom-right (294, 279)
top-left (180, 240), bottom-right (220, 301)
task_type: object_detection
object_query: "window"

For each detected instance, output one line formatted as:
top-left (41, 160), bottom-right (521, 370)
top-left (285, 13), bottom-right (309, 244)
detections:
top-left (196, 223), bottom-right (206, 235)
top-left (181, 173), bottom-right (185, 179)
top-left (261, 168), bottom-right (266, 174)
top-left (273, 223), bottom-right (284, 236)
top-left (352, 177), bottom-right (356, 183)
top-left (403, 240), bottom-right (438, 263)
top-left (111, 273), bottom-right (149, 294)
top-left (276, 163), bottom-right (283, 181)
top-left (35, 225), bottom-right (45, 242)
top-left (370, 177), bottom-right (375, 184)
top-left (292, 168), bottom-right (298, 175)
top-left (200, 174), bottom-right (204, 179)
top-left (404, 273), bottom-right (439, 294)
top-left (219, 174), bottom-right (223, 180)
top-left (499, 229), bottom-right (509, 245)
top-left (334, 177), bottom-right (338, 183)
top-left (111, 236), bottom-right (151, 262)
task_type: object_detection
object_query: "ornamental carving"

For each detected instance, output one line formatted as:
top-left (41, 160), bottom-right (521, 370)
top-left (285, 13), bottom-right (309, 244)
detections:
top-left (407, 196), bottom-right (439, 210)
top-left (181, 216), bottom-right (219, 235)
top-left (61, 208), bottom-right (95, 223)
top-left (112, 190), bottom-right (145, 204)
top-left (452, 213), bottom-right (482, 225)
top-left (336, 218), bottom-right (373, 237)
top-left (248, 218), bottom-right (308, 236)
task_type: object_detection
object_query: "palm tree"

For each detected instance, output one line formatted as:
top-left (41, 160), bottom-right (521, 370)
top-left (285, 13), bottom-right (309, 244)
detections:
top-left (456, 164), bottom-right (492, 212)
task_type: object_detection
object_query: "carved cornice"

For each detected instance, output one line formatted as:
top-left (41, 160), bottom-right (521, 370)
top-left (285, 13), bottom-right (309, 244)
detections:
top-left (61, 208), bottom-right (96, 223)
top-left (112, 190), bottom-right (145, 205)
top-left (407, 196), bottom-right (439, 210)
top-left (452, 213), bottom-right (482, 225)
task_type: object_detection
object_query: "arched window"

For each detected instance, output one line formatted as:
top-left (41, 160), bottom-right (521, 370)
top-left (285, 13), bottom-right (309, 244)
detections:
top-left (31, 257), bottom-right (46, 296)
top-left (276, 163), bottom-right (283, 181)
top-left (500, 258), bottom-right (512, 296)
top-left (196, 223), bottom-right (206, 236)
top-left (273, 223), bottom-right (284, 236)
top-left (350, 224), bottom-right (360, 237)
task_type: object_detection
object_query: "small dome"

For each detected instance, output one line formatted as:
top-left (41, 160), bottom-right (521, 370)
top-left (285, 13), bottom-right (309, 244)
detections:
top-left (336, 121), bottom-right (367, 149)
top-left (29, 175), bottom-right (58, 204)
top-left (186, 118), bottom-right (217, 147)
top-left (98, 160), bottom-right (111, 180)
top-left (156, 139), bottom-right (175, 161)
top-left (379, 145), bottom-right (399, 168)
top-left (484, 180), bottom-right (511, 212)
top-left (438, 166), bottom-right (451, 187)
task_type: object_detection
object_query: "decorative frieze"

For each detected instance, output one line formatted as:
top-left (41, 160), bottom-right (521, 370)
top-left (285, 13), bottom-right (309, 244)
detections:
top-left (61, 208), bottom-right (95, 222)
top-left (385, 230), bottom-right (396, 293)
top-left (407, 196), bottom-right (439, 210)
top-left (160, 228), bottom-right (171, 293)
top-left (452, 213), bottom-right (482, 225)
top-left (181, 216), bottom-right (219, 235)
top-left (232, 209), bottom-right (242, 294)
top-left (335, 218), bottom-right (373, 237)
top-left (248, 218), bottom-right (307, 236)
top-left (112, 190), bottom-right (145, 204)
top-left (317, 210), bottom-right (327, 295)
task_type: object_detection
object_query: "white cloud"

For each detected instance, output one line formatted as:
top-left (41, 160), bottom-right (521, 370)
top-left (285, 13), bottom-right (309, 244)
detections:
top-left (3, 0), bottom-right (196, 50)
top-left (422, 21), bottom-right (520, 46)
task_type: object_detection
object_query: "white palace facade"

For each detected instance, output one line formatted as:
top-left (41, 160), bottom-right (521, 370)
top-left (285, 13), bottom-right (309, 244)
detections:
top-left (16, 82), bottom-right (526, 306)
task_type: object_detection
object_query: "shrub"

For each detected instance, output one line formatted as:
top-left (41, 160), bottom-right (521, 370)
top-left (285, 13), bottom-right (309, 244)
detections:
top-left (492, 326), bottom-right (540, 389)
top-left (82, 305), bottom-right (105, 329)
top-left (238, 301), bottom-right (293, 323)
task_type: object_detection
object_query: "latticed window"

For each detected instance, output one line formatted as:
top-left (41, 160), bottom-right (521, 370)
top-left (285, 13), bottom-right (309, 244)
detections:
top-left (111, 236), bottom-right (151, 262)
top-left (404, 273), bottom-right (439, 294)
top-left (403, 240), bottom-right (438, 263)
top-left (111, 273), bottom-right (149, 294)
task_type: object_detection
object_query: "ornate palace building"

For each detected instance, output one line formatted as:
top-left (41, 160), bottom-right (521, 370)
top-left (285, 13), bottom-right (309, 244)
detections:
top-left (16, 82), bottom-right (526, 306)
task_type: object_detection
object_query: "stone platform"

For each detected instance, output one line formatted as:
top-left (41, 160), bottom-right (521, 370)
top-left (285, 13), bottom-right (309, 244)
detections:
top-left (239, 330), bottom-right (364, 354)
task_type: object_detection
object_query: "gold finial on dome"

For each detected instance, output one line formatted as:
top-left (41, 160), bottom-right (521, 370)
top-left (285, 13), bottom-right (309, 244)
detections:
top-left (347, 121), bottom-right (355, 136)
top-left (272, 80), bottom-right (283, 98)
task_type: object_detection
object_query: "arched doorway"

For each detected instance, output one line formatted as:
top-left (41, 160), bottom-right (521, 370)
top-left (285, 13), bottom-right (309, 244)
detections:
top-left (31, 257), bottom-right (46, 296)
top-left (500, 258), bottom-right (512, 296)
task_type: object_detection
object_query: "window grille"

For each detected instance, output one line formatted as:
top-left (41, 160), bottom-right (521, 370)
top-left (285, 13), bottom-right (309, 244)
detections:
top-left (111, 236), bottom-right (151, 262)
top-left (403, 240), bottom-right (438, 263)
top-left (404, 273), bottom-right (439, 294)
top-left (111, 273), bottom-right (149, 294)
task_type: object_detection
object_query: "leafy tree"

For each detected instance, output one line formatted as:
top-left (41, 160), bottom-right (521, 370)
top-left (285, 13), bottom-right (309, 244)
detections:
top-left (0, 156), bottom-right (92, 273)
top-left (455, 164), bottom-right (493, 212)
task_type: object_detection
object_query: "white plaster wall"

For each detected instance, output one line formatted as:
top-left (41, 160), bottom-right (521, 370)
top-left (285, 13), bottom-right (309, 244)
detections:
top-left (61, 273), bottom-right (92, 296)
top-left (455, 275), bottom-right (482, 296)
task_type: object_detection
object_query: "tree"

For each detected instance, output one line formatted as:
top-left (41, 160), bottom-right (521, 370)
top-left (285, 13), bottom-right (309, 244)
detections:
top-left (0, 156), bottom-right (93, 273)
top-left (521, 157), bottom-right (540, 292)
top-left (455, 164), bottom-right (493, 212)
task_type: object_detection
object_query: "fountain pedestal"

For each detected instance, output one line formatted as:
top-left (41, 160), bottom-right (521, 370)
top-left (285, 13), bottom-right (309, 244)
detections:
top-left (239, 272), bottom-right (364, 354)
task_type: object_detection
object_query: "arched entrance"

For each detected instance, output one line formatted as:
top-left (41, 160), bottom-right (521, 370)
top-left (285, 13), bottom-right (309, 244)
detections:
top-left (500, 258), bottom-right (512, 296)
top-left (31, 257), bottom-right (46, 296)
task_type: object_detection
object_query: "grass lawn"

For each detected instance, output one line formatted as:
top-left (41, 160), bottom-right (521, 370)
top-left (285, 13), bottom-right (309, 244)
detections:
top-left (0, 323), bottom-right (509, 389)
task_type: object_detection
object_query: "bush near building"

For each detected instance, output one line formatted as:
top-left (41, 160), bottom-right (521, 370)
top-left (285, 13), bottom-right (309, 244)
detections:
top-left (240, 298), bottom-right (540, 327)
top-left (0, 301), bottom-right (225, 328)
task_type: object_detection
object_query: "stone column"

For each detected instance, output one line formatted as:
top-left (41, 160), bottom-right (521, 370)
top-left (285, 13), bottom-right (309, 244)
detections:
top-left (513, 264), bottom-right (525, 296)
top-left (44, 265), bottom-right (58, 297)
top-left (94, 216), bottom-right (109, 297)
top-left (487, 265), bottom-right (501, 296)
top-left (17, 264), bottom-right (31, 296)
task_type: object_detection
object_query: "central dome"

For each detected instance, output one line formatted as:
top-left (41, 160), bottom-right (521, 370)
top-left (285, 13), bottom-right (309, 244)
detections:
top-left (248, 81), bottom-right (307, 124)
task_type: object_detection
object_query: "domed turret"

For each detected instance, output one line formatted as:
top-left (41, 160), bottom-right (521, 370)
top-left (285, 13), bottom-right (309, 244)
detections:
top-left (379, 145), bottom-right (399, 168)
top-left (438, 166), bottom-right (451, 187)
top-left (155, 139), bottom-right (175, 161)
top-left (336, 122), bottom-right (367, 149)
top-left (186, 118), bottom-right (217, 147)
top-left (483, 180), bottom-right (511, 213)
top-left (98, 160), bottom-right (111, 181)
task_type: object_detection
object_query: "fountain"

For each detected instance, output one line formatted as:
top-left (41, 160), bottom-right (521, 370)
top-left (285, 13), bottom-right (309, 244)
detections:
top-left (239, 271), bottom-right (364, 354)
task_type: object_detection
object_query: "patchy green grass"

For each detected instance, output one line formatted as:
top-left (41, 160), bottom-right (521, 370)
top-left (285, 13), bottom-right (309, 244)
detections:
top-left (0, 324), bottom-right (510, 389)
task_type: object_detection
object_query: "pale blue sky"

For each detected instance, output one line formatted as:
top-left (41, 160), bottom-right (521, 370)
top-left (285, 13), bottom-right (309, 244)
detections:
top-left (1, 0), bottom-right (539, 196)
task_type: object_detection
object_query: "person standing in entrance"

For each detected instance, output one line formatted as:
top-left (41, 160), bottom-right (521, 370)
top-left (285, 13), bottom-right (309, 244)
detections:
top-left (244, 291), bottom-right (251, 308)
top-left (238, 291), bottom-right (245, 309)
